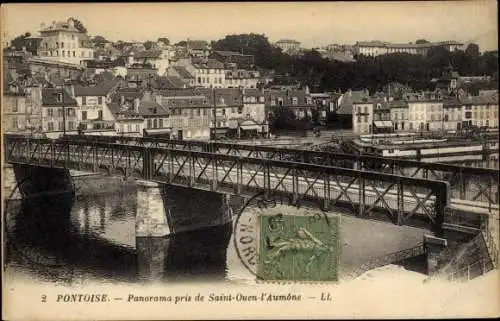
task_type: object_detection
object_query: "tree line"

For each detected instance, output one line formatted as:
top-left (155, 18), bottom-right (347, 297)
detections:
top-left (212, 34), bottom-right (498, 93)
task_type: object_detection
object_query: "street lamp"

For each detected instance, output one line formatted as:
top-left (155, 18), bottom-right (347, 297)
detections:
top-left (213, 88), bottom-right (217, 141)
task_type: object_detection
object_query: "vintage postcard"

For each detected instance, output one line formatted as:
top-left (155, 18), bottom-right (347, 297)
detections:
top-left (2, 1), bottom-right (499, 320)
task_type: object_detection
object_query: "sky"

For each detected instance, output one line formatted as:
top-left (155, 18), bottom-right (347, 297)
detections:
top-left (2, 1), bottom-right (498, 51)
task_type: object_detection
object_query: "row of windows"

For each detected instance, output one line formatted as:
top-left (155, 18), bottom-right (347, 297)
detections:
top-left (198, 69), bottom-right (224, 74)
top-left (197, 77), bottom-right (223, 84)
top-left (82, 96), bottom-right (104, 105)
top-left (47, 121), bottom-right (76, 131)
top-left (40, 50), bottom-right (92, 58)
top-left (117, 124), bottom-right (141, 133)
top-left (46, 108), bottom-right (76, 117)
top-left (146, 118), bottom-right (165, 129)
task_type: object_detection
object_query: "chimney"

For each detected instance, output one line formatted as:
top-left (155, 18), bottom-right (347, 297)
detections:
top-left (134, 98), bottom-right (140, 113)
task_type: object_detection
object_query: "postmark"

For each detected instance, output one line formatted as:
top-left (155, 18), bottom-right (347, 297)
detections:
top-left (234, 192), bottom-right (340, 282)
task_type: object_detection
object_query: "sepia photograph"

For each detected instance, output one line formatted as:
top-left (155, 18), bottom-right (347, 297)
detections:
top-left (1, 1), bottom-right (499, 319)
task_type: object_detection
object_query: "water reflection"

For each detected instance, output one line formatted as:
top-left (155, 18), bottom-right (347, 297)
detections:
top-left (4, 187), bottom-right (232, 284)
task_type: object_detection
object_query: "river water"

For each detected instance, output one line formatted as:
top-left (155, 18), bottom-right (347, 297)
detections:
top-left (4, 178), bottom-right (431, 285)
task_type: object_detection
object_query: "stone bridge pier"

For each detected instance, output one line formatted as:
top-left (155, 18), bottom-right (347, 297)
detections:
top-left (135, 180), bottom-right (234, 238)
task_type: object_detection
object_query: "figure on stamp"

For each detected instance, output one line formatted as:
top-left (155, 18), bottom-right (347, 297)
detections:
top-left (265, 226), bottom-right (333, 273)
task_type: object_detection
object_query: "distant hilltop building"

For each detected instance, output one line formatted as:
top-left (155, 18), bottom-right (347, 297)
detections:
top-left (275, 39), bottom-right (301, 55)
top-left (36, 18), bottom-right (95, 66)
top-left (353, 40), bottom-right (463, 57)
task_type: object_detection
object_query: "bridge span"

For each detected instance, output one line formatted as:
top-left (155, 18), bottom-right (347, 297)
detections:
top-left (61, 135), bottom-right (499, 210)
top-left (5, 135), bottom-right (456, 236)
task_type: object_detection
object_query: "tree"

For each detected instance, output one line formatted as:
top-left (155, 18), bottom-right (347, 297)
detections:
top-left (10, 32), bottom-right (31, 50)
top-left (465, 43), bottom-right (480, 57)
top-left (174, 41), bottom-right (187, 46)
top-left (144, 40), bottom-right (155, 50)
top-left (69, 17), bottom-right (87, 33)
top-left (416, 39), bottom-right (430, 44)
top-left (93, 35), bottom-right (109, 47)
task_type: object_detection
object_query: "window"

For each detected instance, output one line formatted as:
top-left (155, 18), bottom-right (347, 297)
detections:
top-left (82, 96), bottom-right (86, 105)
top-left (11, 117), bottom-right (18, 129)
top-left (48, 122), bottom-right (54, 131)
top-left (62, 51), bottom-right (65, 57)
top-left (73, 51), bottom-right (76, 57)
top-left (444, 114), bottom-right (449, 121)
top-left (82, 111), bottom-right (87, 120)
top-left (67, 108), bottom-right (75, 116)
top-left (58, 108), bottom-right (64, 117)
top-left (57, 93), bottom-right (63, 102)
top-left (98, 110), bottom-right (103, 119)
top-left (465, 111), bottom-right (472, 119)
top-left (147, 119), bottom-right (152, 129)
top-left (56, 42), bottom-right (59, 48)
top-left (98, 97), bottom-right (103, 105)
top-left (153, 119), bottom-right (158, 128)
top-left (357, 116), bottom-right (361, 123)
top-left (68, 121), bottom-right (75, 130)
top-left (12, 100), bottom-right (18, 113)
top-left (159, 118), bottom-right (163, 128)
top-left (127, 124), bottom-right (132, 132)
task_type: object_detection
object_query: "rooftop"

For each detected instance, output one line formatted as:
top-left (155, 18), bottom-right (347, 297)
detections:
top-left (42, 88), bottom-right (78, 107)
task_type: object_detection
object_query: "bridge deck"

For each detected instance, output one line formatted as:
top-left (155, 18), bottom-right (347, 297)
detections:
top-left (5, 136), bottom-right (452, 234)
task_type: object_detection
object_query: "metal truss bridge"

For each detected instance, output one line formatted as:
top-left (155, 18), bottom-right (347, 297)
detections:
top-left (64, 135), bottom-right (499, 211)
top-left (5, 134), bottom-right (453, 235)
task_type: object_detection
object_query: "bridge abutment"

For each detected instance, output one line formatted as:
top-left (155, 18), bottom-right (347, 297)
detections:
top-left (10, 164), bottom-right (74, 199)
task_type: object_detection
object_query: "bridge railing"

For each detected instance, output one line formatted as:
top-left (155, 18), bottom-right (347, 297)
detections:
top-left (58, 134), bottom-right (500, 209)
top-left (5, 136), bottom-right (450, 234)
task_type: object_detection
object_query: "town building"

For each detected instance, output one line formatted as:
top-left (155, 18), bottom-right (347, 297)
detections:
top-left (36, 18), bottom-right (95, 65)
top-left (264, 87), bottom-right (315, 122)
top-left (131, 49), bottom-right (172, 75)
top-left (352, 97), bottom-right (374, 134)
top-left (225, 68), bottom-right (260, 89)
top-left (389, 100), bottom-right (409, 131)
top-left (407, 100), bottom-right (444, 131)
top-left (174, 58), bottom-right (226, 88)
top-left (186, 40), bottom-right (211, 58)
top-left (336, 89), bottom-right (370, 130)
top-left (353, 40), bottom-right (463, 57)
top-left (275, 39), bottom-right (301, 55)
top-left (41, 87), bottom-right (79, 137)
top-left (107, 101), bottom-right (144, 137)
top-left (3, 82), bottom-right (28, 133)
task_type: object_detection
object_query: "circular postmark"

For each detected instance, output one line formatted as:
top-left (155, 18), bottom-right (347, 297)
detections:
top-left (233, 192), bottom-right (339, 281)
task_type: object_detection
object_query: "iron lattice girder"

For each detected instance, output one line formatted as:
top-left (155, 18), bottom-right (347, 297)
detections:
top-left (56, 135), bottom-right (498, 202)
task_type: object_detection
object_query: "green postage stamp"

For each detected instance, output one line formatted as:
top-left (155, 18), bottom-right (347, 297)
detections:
top-left (256, 212), bottom-right (340, 282)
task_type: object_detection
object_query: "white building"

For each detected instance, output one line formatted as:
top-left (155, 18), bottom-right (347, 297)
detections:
top-left (225, 69), bottom-right (260, 89)
top-left (407, 100), bottom-right (443, 131)
top-left (37, 18), bottom-right (94, 65)
top-left (353, 40), bottom-right (463, 57)
top-left (352, 98), bottom-right (374, 134)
